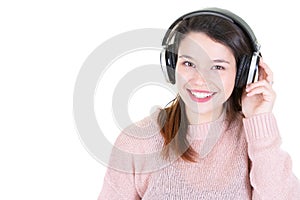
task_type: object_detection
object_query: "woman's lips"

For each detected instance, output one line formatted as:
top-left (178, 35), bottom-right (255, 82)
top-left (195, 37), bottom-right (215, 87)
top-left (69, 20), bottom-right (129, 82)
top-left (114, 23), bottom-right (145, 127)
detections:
top-left (187, 89), bottom-right (216, 103)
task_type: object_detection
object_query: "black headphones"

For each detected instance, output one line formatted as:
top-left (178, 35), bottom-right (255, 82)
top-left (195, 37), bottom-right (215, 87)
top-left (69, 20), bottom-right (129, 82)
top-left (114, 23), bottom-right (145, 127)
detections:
top-left (160, 7), bottom-right (261, 88)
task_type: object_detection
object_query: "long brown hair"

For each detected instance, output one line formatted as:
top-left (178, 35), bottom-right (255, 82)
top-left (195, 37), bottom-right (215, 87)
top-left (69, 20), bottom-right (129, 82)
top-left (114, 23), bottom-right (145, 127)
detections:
top-left (158, 15), bottom-right (252, 162)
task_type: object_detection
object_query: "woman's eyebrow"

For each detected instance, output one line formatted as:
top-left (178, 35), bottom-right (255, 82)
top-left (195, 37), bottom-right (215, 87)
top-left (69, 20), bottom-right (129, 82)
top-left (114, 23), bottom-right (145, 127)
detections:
top-left (178, 55), bottom-right (195, 60)
top-left (179, 55), bottom-right (231, 64)
top-left (212, 59), bottom-right (230, 64)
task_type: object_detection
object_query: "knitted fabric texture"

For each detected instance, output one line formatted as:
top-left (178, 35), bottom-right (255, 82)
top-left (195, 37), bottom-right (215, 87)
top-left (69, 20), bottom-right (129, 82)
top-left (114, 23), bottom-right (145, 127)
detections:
top-left (98, 111), bottom-right (300, 200)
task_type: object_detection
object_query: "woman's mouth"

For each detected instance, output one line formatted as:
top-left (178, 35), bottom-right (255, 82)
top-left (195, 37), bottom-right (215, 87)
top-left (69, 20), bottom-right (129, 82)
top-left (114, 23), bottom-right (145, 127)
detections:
top-left (187, 89), bottom-right (216, 103)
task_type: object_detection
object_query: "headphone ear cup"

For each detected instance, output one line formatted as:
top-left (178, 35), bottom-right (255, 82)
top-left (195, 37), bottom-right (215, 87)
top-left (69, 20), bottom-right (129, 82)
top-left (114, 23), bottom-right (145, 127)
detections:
top-left (235, 55), bottom-right (251, 88)
top-left (161, 44), bottom-right (177, 84)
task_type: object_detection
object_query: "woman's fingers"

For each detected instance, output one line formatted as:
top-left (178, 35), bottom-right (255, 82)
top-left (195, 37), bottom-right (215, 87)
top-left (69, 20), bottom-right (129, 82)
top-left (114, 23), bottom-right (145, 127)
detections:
top-left (258, 58), bottom-right (273, 84)
top-left (246, 79), bottom-right (271, 91)
top-left (245, 80), bottom-right (275, 100)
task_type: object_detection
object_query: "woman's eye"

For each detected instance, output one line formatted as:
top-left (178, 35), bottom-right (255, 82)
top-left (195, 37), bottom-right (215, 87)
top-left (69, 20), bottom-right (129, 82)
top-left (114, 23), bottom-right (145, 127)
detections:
top-left (211, 65), bottom-right (225, 70)
top-left (183, 61), bottom-right (195, 68)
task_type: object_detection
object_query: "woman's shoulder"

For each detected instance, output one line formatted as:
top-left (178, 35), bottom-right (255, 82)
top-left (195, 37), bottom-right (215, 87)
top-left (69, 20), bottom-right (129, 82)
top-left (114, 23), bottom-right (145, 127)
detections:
top-left (125, 109), bottom-right (161, 136)
top-left (108, 109), bottom-right (172, 174)
top-left (114, 108), bottom-right (164, 153)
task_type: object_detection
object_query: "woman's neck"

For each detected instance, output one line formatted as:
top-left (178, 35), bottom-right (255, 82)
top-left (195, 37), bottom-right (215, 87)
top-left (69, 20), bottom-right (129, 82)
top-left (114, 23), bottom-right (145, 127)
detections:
top-left (186, 105), bottom-right (224, 125)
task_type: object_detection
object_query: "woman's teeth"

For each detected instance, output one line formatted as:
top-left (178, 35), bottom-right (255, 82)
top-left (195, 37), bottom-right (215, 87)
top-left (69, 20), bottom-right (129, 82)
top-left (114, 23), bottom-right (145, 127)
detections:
top-left (190, 91), bottom-right (214, 98)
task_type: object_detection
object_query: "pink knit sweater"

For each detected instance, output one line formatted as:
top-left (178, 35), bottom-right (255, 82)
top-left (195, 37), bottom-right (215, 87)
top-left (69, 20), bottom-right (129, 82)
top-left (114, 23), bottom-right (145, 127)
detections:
top-left (98, 111), bottom-right (300, 199)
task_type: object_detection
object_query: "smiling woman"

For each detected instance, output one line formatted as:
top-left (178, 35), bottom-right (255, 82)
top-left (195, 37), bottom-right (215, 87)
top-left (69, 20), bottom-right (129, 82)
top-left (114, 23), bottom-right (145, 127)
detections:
top-left (176, 32), bottom-right (237, 124)
top-left (98, 7), bottom-right (300, 199)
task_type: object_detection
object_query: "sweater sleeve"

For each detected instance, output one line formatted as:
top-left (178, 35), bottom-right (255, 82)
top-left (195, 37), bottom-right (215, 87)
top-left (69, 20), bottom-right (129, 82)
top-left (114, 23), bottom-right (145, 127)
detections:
top-left (243, 113), bottom-right (300, 200)
top-left (98, 169), bottom-right (140, 200)
top-left (97, 132), bottom-right (142, 200)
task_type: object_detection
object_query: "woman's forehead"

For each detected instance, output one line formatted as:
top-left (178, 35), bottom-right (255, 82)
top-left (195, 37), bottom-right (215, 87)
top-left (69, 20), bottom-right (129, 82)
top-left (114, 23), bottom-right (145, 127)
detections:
top-left (178, 32), bottom-right (234, 62)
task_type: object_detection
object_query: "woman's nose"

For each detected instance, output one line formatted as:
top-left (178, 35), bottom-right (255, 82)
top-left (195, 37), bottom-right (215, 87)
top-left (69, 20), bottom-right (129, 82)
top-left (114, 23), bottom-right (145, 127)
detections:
top-left (190, 69), bottom-right (208, 86)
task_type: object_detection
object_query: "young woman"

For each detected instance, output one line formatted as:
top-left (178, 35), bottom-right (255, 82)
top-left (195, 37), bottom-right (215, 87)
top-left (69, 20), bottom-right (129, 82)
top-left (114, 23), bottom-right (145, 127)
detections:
top-left (98, 8), bottom-right (300, 199)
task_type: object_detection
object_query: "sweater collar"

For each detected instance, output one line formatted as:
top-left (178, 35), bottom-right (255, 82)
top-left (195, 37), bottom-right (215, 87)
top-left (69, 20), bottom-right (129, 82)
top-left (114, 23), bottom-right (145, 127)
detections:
top-left (187, 111), bottom-right (226, 141)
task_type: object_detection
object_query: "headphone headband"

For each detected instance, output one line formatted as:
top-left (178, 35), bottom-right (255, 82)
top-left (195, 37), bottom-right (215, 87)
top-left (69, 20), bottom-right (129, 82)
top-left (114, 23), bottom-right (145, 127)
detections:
top-left (162, 7), bottom-right (260, 51)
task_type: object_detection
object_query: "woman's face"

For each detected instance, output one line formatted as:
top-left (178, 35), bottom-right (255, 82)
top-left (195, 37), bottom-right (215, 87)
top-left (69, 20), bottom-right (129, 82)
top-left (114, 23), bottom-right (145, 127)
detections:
top-left (175, 32), bottom-right (236, 123)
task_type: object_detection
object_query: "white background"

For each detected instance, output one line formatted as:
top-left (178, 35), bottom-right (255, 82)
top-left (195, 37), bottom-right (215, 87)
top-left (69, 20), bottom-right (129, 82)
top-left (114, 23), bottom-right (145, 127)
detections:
top-left (1, 0), bottom-right (299, 199)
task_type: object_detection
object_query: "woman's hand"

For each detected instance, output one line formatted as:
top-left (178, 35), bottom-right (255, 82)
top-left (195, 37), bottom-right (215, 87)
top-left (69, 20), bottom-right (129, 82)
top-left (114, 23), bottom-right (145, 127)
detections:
top-left (242, 58), bottom-right (276, 118)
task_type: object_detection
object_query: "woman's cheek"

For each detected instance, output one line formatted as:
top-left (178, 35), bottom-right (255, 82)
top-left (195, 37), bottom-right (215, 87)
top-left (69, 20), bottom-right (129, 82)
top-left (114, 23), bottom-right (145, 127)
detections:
top-left (222, 73), bottom-right (236, 98)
